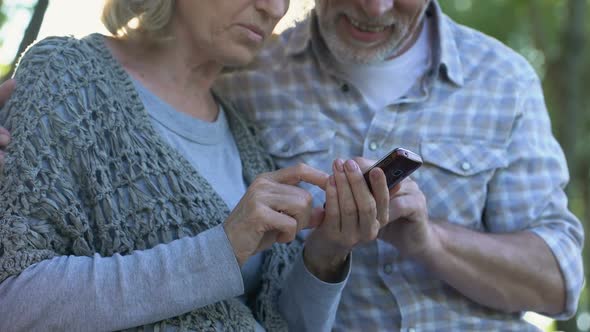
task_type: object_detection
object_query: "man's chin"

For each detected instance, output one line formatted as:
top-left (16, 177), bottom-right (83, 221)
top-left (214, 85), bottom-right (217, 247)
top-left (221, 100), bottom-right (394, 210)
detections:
top-left (326, 40), bottom-right (392, 65)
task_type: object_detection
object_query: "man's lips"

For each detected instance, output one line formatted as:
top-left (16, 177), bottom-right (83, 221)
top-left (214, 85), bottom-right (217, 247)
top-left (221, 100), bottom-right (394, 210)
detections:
top-left (340, 15), bottom-right (391, 44)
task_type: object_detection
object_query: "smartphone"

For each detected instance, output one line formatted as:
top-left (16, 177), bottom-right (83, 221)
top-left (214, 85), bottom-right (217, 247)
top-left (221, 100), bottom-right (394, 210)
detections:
top-left (363, 147), bottom-right (423, 192)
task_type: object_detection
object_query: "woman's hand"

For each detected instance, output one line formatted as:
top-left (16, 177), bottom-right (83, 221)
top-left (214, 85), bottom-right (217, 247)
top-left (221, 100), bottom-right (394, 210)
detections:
top-left (303, 158), bottom-right (391, 282)
top-left (0, 79), bottom-right (15, 105)
top-left (223, 163), bottom-right (328, 266)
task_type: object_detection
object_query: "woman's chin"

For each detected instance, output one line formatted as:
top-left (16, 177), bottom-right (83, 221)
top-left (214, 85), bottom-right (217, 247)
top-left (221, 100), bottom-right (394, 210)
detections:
top-left (216, 43), bottom-right (263, 67)
top-left (219, 53), bottom-right (257, 68)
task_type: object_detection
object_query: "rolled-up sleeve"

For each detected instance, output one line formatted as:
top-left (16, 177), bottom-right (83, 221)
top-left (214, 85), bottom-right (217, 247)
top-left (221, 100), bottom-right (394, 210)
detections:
top-left (485, 75), bottom-right (584, 319)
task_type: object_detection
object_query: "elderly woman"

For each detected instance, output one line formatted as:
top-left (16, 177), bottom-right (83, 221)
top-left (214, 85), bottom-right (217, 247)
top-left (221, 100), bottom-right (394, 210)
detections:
top-left (0, 0), bottom-right (392, 331)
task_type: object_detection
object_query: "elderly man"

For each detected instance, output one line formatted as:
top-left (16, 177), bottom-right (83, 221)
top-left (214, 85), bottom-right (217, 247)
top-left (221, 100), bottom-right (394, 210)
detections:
top-left (214, 0), bottom-right (584, 330)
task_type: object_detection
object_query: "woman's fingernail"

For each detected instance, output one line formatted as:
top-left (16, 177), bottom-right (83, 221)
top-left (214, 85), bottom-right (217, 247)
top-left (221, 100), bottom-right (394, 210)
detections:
top-left (334, 159), bottom-right (344, 172)
top-left (329, 175), bottom-right (336, 186)
top-left (345, 160), bottom-right (358, 172)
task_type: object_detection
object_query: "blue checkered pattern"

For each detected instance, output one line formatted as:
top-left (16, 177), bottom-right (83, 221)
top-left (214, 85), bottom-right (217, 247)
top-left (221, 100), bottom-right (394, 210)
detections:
top-left (215, 1), bottom-right (584, 330)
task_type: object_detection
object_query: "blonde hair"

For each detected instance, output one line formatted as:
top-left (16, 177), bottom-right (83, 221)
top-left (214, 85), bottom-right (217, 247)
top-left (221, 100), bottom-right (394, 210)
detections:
top-left (101, 0), bottom-right (175, 43)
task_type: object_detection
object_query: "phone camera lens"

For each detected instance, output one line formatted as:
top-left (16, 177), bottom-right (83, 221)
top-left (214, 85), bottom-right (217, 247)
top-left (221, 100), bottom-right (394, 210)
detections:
top-left (392, 169), bottom-right (404, 177)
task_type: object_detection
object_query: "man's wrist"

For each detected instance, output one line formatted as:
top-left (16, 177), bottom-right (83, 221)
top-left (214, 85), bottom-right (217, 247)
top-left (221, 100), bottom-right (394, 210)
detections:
top-left (413, 221), bottom-right (447, 269)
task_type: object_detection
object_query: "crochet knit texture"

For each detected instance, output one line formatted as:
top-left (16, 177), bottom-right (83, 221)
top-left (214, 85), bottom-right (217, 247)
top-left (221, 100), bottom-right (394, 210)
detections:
top-left (0, 34), bottom-right (299, 331)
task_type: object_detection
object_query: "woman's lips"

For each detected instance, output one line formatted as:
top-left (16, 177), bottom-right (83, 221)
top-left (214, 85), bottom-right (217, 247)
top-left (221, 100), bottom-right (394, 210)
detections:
top-left (237, 24), bottom-right (265, 43)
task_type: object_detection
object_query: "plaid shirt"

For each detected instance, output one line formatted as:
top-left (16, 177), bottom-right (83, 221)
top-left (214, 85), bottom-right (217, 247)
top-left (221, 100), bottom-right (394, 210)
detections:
top-left (215, 1), bottom-right (584, 331)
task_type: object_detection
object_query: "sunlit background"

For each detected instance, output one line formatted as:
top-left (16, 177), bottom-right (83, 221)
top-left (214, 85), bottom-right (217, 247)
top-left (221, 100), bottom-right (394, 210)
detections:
top-left (0, 0), bottom-right (315, 65)
top-left (0, 1), bottom-right (588, 331)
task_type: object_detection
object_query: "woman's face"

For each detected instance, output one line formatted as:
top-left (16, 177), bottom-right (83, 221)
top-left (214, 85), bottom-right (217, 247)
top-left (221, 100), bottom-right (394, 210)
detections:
top-left (175, 0), bottom-right (289, 66)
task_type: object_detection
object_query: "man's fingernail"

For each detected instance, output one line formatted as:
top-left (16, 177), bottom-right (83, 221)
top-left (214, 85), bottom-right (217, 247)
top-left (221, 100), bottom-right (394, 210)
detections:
top-left (370, 168), bottom-right (380, 179)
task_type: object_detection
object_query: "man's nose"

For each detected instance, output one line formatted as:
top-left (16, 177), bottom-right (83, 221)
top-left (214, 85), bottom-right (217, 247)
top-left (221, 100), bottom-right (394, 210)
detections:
top-left (361, 0), bottom-right (394, 17)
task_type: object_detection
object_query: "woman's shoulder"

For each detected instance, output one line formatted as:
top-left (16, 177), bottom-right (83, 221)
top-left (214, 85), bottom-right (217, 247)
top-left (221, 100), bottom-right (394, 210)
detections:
top-left (4, 34), bottom-right (120, 133)
top-left (14, 34), bottom-right (107, 83)
top-left (20, 35), bottom-right (79, 55)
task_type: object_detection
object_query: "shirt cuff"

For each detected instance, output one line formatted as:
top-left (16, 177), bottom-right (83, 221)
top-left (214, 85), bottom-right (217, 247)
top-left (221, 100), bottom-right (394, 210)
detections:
top-left (297, 250), bottom-right (351, 288)
top-left (195, 224), bottom-right (244, 297)
top-left (529, 226), bottom-right (584, 319)
top-left (278, 250), bottom-right (350, 331)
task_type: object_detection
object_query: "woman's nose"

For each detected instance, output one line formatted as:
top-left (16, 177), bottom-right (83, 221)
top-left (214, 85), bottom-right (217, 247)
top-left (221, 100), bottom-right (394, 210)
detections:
top-left (255, 0), bottom-right (289, 20)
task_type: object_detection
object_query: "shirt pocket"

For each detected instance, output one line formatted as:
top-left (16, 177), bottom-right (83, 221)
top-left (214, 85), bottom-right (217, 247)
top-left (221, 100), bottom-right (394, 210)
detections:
top-left (260, 125), bottom-right (336, 167)
top-left (415, 140), bottom-right (508, 229)
top-left (260, 125), bottom-right (336, 206)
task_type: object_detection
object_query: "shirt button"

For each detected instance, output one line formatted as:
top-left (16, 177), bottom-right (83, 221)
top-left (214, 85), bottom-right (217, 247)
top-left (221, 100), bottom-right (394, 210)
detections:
top-left (341, 83), bottom-right (350, 93)
top-left (383, 264), bottom-right (393, 275)
top-left (461, 161), bottom-right (472, 171)
top-left (369, 142), bottom-right (378, 151)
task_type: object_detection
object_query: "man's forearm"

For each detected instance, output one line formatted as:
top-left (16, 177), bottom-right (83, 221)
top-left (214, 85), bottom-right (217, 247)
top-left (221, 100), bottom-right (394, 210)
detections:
top-left (418, 221), bottom-right (565, 315)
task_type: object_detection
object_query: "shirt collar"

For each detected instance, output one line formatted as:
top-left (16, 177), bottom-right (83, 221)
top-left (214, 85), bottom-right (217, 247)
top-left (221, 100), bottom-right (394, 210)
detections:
top-left (429, 0), bottom-right (464, 86)
top-left (283, 0), bottom-right (465, 87)
top-left (284, 12), bottom-right (315, 56)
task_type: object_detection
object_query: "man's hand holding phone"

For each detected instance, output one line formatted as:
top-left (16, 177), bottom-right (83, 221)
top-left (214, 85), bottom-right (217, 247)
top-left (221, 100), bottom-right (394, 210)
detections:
top-left (378, 176), bottom-right (436, 260)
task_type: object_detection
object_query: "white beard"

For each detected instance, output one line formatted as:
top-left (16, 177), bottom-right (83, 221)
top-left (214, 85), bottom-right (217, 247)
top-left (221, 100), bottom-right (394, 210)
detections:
top-left (315, 2), bottom-right (429, 65)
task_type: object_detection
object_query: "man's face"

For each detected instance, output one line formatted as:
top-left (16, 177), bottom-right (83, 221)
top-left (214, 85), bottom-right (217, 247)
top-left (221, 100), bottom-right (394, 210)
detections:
top-left (315, 0), bottom-right (430, 64)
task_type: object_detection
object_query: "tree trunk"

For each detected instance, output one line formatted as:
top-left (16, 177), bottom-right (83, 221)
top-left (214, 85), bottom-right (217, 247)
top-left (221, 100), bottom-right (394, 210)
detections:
top-left (557, 0), bottom-right (586, 183)
top-left (1, 0), bottom-right (48, 82)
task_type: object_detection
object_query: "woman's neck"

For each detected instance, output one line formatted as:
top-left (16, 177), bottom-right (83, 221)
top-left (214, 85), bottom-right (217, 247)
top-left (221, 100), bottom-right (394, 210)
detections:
top-left (105, 26), bottom-right (223, 121)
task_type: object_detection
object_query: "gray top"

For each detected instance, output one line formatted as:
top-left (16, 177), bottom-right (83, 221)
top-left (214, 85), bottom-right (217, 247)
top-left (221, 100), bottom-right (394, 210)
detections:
top-left (134, 77), bottom-right (264, 294)
top-left (138, 79), bottom-right (248, 210)
top-left (136, 78), bottom-right (263, 331)
top-left (0, 34), bottom-right (347, 331)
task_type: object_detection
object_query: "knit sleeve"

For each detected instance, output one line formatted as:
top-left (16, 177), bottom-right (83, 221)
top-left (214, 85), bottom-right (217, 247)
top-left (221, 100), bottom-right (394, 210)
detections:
top-left (0, 37), bottom-right (95, 283)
